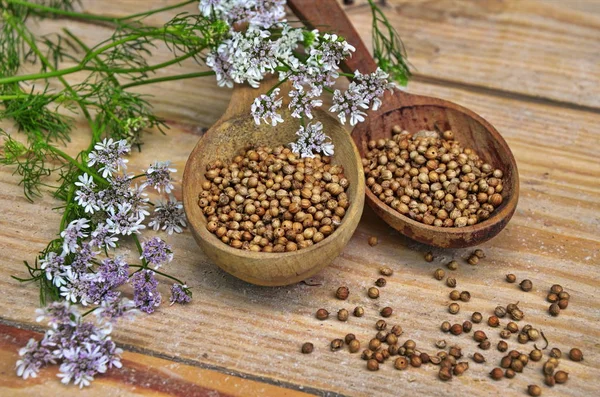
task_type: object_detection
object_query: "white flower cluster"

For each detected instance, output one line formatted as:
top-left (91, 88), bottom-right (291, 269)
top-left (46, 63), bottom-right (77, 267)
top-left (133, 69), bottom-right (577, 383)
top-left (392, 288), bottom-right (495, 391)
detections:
top-left (199, 0), bottom-right (286, 29)
top-left (289, 121), bottom-right (334, 159)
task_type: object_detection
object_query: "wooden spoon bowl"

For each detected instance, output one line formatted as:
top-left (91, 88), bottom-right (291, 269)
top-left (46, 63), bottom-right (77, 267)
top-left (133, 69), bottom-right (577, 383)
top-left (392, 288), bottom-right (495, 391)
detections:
top-left (182, 82), bottom-right (365, 286)
top-left (289, 0), bottom-right (519, 248)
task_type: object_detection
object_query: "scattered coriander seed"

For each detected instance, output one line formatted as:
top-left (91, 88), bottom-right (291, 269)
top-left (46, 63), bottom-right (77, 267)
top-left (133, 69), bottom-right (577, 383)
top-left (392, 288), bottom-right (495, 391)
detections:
top-left (404, 340), bottom-right (416, 350)
top-left (530, 349), bottom-right (543, 362)
top-left (367, 359), bottom-right (379, 371)
top-left (330, 339), bottom-right (344, 351)
top-left (548, 348), bottom-right (561, 359)
top-left (374, 351), bottom-right (385, 363)
top-left (550, 284), bottom-right (563, 294)
top-left (449, 290), bottom-right (461, 300)
top-left (511, 359), bottom-right (524, 372)
top-left (462, 321), bottom-right (473, 333)
top-left (375, 331), bottom-right (387, 342)
top-left (410, 355), bottom-right (422, 368)
top-left (353, 306), bottom-right (364, 317)
top-left (500, 356), bottom-right (512, 368)
top-left (316, 308), bottom-right (329, 320)
top-left (548, 357), bottom-right (558, 366)
top-left (473, 352), bottom-right (486, 363)
top-left (380, 307), bottom-right (393, 318)
top-left (490, 368), bottom-right (504, 380)
top-left (424, 252), bottom-right (434, 262)
top-left (450, 324), bottom-right (463, 335)
top-left (394, 357), bottom-right (408, 370)
top-left (436, 340), bottom-right (447, 349)
top-left (441, 321), bottom-right (451, 332)
top-left (527, 328), bottom-right (540, 341)
top-left (439, 367), bottom-right (453, 381)
top-left (453, 362), bottom-right (469, 376)
top-left (549, 303), bottom-right (560, 316)
top-left (520, 279), bottom-right (533, 292)
top-left (446, 277), bottom-right (457, 288)
top-left (506, 274), bottom-right (517, 283)
top-left (558, 291), bottom-right (570, 300)
top-left (500, 330), bottom-right (511, 339)
top-left (506, 322), bottom-right (519, 333)
top-left (335, 286), bottom-right (349, 300)
top-left (547, 293), bottom-right (559, 303)
top-left (368, 236), bottom-right (378, 247)
top-left (446, 260), bottom-right (458, 271)
top-left (569, 348), bottom-right (583, 361)
top-left (519, 353), bottom-right (529, 365)
top-left (543, 361), bottom-right (555, 376)
top-left (379, 266), bottom-right (393, 276)
top-left (449, 346), bottom-right (462, 359)
top-left (467, 255), bottom-right (479, 265)
top-left (544, 374), bottom-right (556, 387)
top-left (558, 299), bottom-right (569, 309)
top-left (505, 368), bottom-right (516, 379)
top-left (434, 268), bottom-right (445, 280)
top-left (554, 370), bottom-right (569, 384)
top-left (420, 352), bottom-right (430, 364)
top-left (511, 308), bottom-right (524, 321)
top-left (345, 334), bottom-right (356, 344)
top-left (429, 356), bottom-right (442, 365)
top-left (527, 385), bottom-right (542, 397)
top-left (367, 287), bottom-right (380, 299)
top-left (348, 339), bottom-right (361, 353)
top-left (391, 325), bottom-right (403, 336)
top-left (388, 345), bottom-right (400, 356)
top-left (448, 303), bottom-right (460, 314)
top-left (472, 312), bottom-right (483, 323)
top-left (362, 349), bottom-right (374, 360)
top-left (459, 291), bottom-right (471, 302)
top-left (375, 277), bottom-right (387, 287)
top-left (495, 306), bottom-right (507, 318)
top-left (375, 319), bottom-right (387, 330)
top-left (369, 338), bottom-right (381, 351)
top-left (517, 333), bottom-right (529, 344)
top-left (301, 342), bottom-right (314, 354)
top-left (488, 315), bottom-right (500, 327)
top-left (474, 330), bottom-right (488, 342)
top-left (337, 309), bottom-right (349, 321)
top-left (506, 302), bottom-right (519, 313)
top-left (497, 341), bottom-right (508, 352)
top-left (479, 340), bottom-right (491, 350)
top-left (473, 249), bottom-right (485, 259)
top-left (386, 333), bottom-right (398, 346)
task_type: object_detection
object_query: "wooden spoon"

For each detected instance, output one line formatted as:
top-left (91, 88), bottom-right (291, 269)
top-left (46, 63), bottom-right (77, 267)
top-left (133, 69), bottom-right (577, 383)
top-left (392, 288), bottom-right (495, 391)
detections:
top-left (182, 79), bottom-right (365, 286)
top-left (289, 0), bottom-right (519, 248)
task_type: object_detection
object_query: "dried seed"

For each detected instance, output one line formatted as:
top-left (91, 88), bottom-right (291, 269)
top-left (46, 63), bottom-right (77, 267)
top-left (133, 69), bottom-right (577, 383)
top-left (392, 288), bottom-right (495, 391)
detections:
top-left (569, 348), bottom-right (583, 362)
top-left (471, 312), bottom-right (483, 323)
top-left (448, 303), bottom-right (460, 314)
top-left (335, 286), bottom-right (349, 300)
top-left (543, 361), bottom-right (555, 376)
top-left (549, 303), bottom-right (560, 316)
top-left (361, 349), bottom-right (374, 360)
top-left (345, 334), bottom-right (356, 344)
top-left (380, 307), bottom-right (393, 318)
top-left (386, 333), bottom-right (398, 346)
top-left (550, 284), bottom-right (563, 294)
top-left (506, 274), bottom-right (517, 283)
top-left (446, 260), bottom-right (458, 271)
top-left (433, 268), bottom-right (445, 280)
top-left (544, 374), bottom-right (556, 387)
top-left (353, 306), bottom-right (364, 317)
top-left (450, 324), bottom-right (463, 335)
top-left (518, 333), bottom-right (529, 344)
top-left (435, 340), bottom-right (447, 349)
top-left (316, 308), bottom-right (329, 320)
top-left (520, 279), bottom-right (533, 292)
top-left (558, 291), bottom-right (570, 300)
top-left (441, 321), bottom-right (451, 332)
top-left (500, 330), bottom-right (511, 339)
top-left (495, 306), bottom-right (507, 318)
top-left (488, 316), bottom-right (500, 327)
top-left (527, 385), bottom-right (542, 397)
top-left (547, 293), bottom-right (559, 303)
top-left (490, 368), bottom-right (503, 380)
top-left (449, 290), bottom-right (461, 300)
top-left (479, 340), bottom-right (491, 350)
top-left (394, 357), bottom-right (408, 370)
top-left (530, 349), bottom-right (543, 362)
top-left (301, 342), bottom-right (314, 354)
top-left (390, 325), bottom-right (403, 336)
top-left (449, 346), bottom-right (462, 359)
top-left (337, 309), bottom-right (349, 321)
top-left (459, 291), bottom-right (471, 302)
top-left (375, 277), bottom-right (387, 287)
top-left (467, 255), bottom-right (479, 265)
top-left (474, 330), bottom-right (488, 342)
top-left (506, 322), bottom-right (519, 333)
top-left (453, 362), bottom-right (469, 376)
top-left (527, 328), bottom-right (540, 341)
top-left (410, 355), bottom-right (422, 367)
top-left (473, 249), bottom-right (485, 258)
top-left (438, 367), bottom-right (453, 381)
top-left (446, 277), bottom-right (457, 288)
top-left (375, 319), bottom-right (387, 330)
top-left (554, 370), bottom-right (569, 384)
top-left (549, 348), bottom-right (561, 359)
top-left (505, 368), bottom-right (516, 379)
top-left (367, 287), bottom-right (380, 299)
top-left (558, 299), bottom-right (569, 309)
top-left (379, 266), bottom-right (393, 276)
top-left (473, 352), bottom-right (486, 363)
top-left (367, 359), bottom-right (379, 371)
top-left (369, 338), bottom-right (381, 351)
top-left (348, 339), bottom-right (361, 353)
top-left (511, 359), bottom-right (524, 372)
top-left (330, 339), bottom-right (343, 351)
top-left (497, 341), bottom-right (508, 352)
top-left (368, 236), bottom-right (378, 246)
top-left (424, 252), bottom-right (434, 262)
top-left (462, 321), bottom-right (473, 333)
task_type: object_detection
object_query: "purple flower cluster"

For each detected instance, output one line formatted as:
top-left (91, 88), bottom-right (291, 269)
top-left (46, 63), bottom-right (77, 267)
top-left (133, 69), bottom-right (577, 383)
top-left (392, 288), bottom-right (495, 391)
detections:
top-left (17, 302), bottom-right (122, 387)
top-left (143, 161), bottom-right (176, 193)
top-left (149, 196), bottom-right (187, 235)
top-left (130, 270), bottom-right (162, 314)
top-left (199, 0), bottom-right (286, 29)
top-left (170, 283), bottom-right (192, 305)
top-left (87, 138), bottom-right (130, 178)
top-left (140, 237), bottom-right (173, 269)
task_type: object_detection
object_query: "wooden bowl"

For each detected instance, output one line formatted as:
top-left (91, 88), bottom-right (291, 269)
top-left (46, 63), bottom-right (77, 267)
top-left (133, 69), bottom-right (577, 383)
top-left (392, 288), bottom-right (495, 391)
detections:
top-left (352, 98), bottom-right (519, 248)
top-left (183, 84), bottom-right (365, 286)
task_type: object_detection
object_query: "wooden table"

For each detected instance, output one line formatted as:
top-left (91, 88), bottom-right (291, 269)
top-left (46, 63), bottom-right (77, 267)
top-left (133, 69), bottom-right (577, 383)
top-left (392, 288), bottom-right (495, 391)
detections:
top-left (1, 1), bottom-right (599, 396)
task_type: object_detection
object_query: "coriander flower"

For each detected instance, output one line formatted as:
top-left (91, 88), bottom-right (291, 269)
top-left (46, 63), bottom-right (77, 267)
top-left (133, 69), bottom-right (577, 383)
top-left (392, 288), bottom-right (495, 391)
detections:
top-left (74, 173), bottom-right (100, 214)
top-left (329, 88), bottom-right (368, 126)
top-left (130, 270), bottom-right (161, 314)
top-left (251, 88), bottom-right (283, 126)
top-left (39, 252), bottom-right (68, 287)
top-left (200, 0), bottom-right (286, 29)
top-left (60, 218), bottom-right (90, 254)
top-left (290, 121), bottom-right (334, 159)
top-left (351, 68), bottom-right (395, 111)
top-left (35, 301), bottom-right (80, 328)
top-left (87, 138), bottom-right (130, 178)
top-left (16, 338), bottom-right (55, 380)
top-left (58, 344), bottom-right (109, 388)
top-left (308, 32), bottom-right (355, 71)
top-left (106, 202), bottom-right (146, 235)
top-left (140, 237), bottom-right (173, 269)
top-left (149, 196), bottom-right (187, 235)
top-left (90, 224), bottom-right (119, 250)
top-left (95, 298), bottom-right (138, 324)
top-left (143, 161), bottom-right (176, 193)
top-left (170, 283), bottom-right (192, 305)
top-left (288, 89), bottom-right (323, 119)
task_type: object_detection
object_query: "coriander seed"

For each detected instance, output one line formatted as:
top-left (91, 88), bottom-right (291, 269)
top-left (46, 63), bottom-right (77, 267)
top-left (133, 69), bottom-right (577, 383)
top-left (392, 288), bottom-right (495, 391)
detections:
top-left (446, 277), bottom-right (457, 288)
top-left (547, 293), bottom-right (558, 303)
top-left (330, 339), bottom-right (343, 351)
top-left (362, 349), bottom-right (374, 360)
top-left (375, 319), bottom-right (387, 330)
top-left (301, 342), bottom-right (314, 354)
top-left (441, 321), bottom-right (451, 332)
top-left (554, 370), bottom-right (568, 384)
top-left (511, 359), bottom-right (524, 372)
top-left (473, 353), bottom-right (485, 363)
top-left (518, 333), bottom-right (529, 344)
top-left (500, 330), bottom-right (511, 339)
top-left (474, 330), bottom-right (487, 342)
top-left (549, 303), bottom-right (560, 316)
top-left (488, 315), bottom-right (500, 327)
top-left (436, 340), bottom-right (447, 349)
top-left (380, 307), bottom-right (393, 318)
top-left (462, 320), bottom-right (472, 333)
top-left (379, 266), bottom-right (393, 276)
top-left (345, 334), bottom-right (356, 344)
top-left (446, 260), bottom-right (458, 271)
top-left (434, 268), bottom-right (445, 280)
top-left (439, 367), bottom-right (453, 381)
top-left (394, 357), bottom-right (408, 370)
top-left (558, 299), bottom-right (569, 309)
top-left (386, 333), bottom-right (398, 346)
top-left (337, 309), bottom-right (349, 321)
top-left (472, 312), bottom-right (483, 323)
top-left (375, 331), bottom-right (387, 342)
top-left (506, 322), bottom-right (519, 333)
top-left (558, 291), bottom-right (570, 300)
top-left (544, 374), bottom-right (556, 387)
top-left (479, 340), bottom-right (491, 350)
top-left (391, 325), bottom-right (403, 336)
top-left (449, 290), bottom-right (461, 300)
top-left (353, 306), bottom-right (364, 317)
top-left (453, 362), bottom-right (469, 376)
top-left (497, 341), bottom-right (508, 352)
top-left (506, 274), bottom-right (517, 283)
top-left (467, 255), bottom-right (479, 265)
top-left (424, 252), bottom-right (434, 262)
top-left (459, 291), bottom-right (471, 302)
top-left (527, 328), bottom-right (540, 341)
top-left (335, 286), bottom-right (349, 300)
top-left (569, 348), bottom-right (583, 361)
top-left (367, 287), bottom-right (380, 299)
top-left (490, 368), bottom-right (503, 380)
top-left (367, 359), bottom-right (379, 371)
top-left (410, 355), bottom-right (422, 367)
top-left (550, 284), bottom-right (563, 294)
top-left (495, 306), bottom-right (507, 318)
top-left (543, 361), bottom-right (555, 375)
top-left (505, 368), bottom-right (516, 379)
top-left (527, 385), bottom-right (542, 397)
top-left (450, 324), bottom-right (463, 335)
top-left (449, 346), bottom-right (462, 359)
top-left (375, 277), bottom-right (387, 287)
top-left (448, 303), bottom-right (460, 314)
top-left (369, 338), bottom-right (381, 351)
top-left (511, 308), bottom-right (524, 321)
top-left (520, 279), bottom-right (533, 292)
top-left (500, 356), bottom-right (512, 368)
top-left (316, 308), bottom-right (329, 320)
top-left (549, 348), bottom-right (561, 359)
top-left (368, 236), bottom-right (378, 247)
top-left (530, 349), bottom-right (542, 361)
top-left (348, 339), bottom-right (361, 353)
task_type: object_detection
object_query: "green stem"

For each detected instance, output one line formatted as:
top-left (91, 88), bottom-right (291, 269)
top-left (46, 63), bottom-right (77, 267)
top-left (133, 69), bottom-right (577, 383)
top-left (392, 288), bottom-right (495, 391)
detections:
top-left (323, 86), bottom-right (335, 94)
top-left (338, 72), bottom-right (355, 78)
top-left (121, 0), bottom-right (196, 21)
top-left (5, 0), bottom-right (120, 23)
top-left (83, 50), bottom-right (201, 75)
top-left (132, 234), bottom-right (147, 267)
top-left (121, 71), bottom-right (215, 89)
top-left (129, 264), bottom-right (185, 285)
top-left (82, 307), bottom-right (97, 317)
top-left (47, 146), bottom-right (107, 186)
top-left (266, 78), bottom-right (288, 95)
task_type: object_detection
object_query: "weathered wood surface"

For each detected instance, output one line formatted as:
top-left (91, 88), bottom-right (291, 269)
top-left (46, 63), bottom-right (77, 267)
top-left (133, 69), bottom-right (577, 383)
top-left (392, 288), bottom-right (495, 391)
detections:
top-left (1, 1), bottom-right (599, 396)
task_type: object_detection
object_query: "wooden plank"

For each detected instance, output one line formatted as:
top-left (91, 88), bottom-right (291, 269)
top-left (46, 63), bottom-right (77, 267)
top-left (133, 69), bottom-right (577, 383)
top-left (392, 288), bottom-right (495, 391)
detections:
top-left (0, 322), bottom-right (313, 397)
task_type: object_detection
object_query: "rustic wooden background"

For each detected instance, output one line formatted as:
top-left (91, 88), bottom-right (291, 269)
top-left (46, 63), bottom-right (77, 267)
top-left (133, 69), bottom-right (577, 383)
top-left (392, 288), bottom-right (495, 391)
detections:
top-left (1, 1), bottom-right (599, 396)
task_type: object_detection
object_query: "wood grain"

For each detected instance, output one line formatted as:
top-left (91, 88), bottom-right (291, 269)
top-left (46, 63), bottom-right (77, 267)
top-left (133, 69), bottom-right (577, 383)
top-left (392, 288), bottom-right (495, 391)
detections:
top-left (1, 1), bottom-right (599, 396)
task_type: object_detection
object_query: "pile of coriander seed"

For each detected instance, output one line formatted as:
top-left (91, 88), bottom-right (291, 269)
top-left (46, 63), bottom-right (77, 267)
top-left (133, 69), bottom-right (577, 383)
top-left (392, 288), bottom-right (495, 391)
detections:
top-left (198, 145), bottom-right (349, 252)
top-left (362, 126), bottom-right (505, 227)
